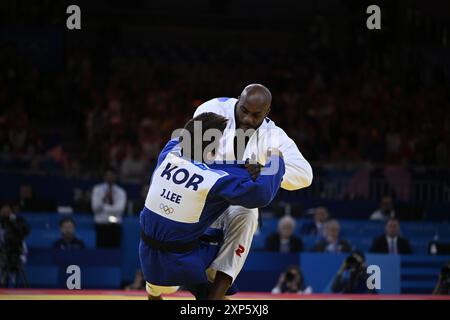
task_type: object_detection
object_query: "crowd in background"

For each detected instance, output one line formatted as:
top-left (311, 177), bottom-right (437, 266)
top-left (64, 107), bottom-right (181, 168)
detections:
top-left (1, 28), bottom-right (450, 184)
top-left (264, 204), bottom-right (412, 254)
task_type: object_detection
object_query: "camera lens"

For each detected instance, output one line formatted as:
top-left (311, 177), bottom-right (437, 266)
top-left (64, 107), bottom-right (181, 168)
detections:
top-left (346, 256), bottom-right (356, 265)
top-left (285, 271), bottom-right (295, 281)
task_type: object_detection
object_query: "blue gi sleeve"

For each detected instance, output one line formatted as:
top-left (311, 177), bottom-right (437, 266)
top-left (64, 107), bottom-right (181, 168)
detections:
top-left (156, 138), bottom-right (180, 166)
top-left (212, 155), bottom-right (285, 208)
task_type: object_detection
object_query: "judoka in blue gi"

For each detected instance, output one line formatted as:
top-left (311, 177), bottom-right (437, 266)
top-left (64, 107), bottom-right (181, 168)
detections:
top-left (139, 112), bottom-right (285, 299)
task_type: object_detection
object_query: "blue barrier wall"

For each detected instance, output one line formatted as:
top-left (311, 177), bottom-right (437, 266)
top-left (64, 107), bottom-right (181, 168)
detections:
top-left (21, 249), bottom-right (447, 293)
top-left (121, 217), bottom-right (141, 283)
top-left (300, 253), bottom-right (346, 293)
top-left (299, 253), bottom-right (401, 294)
top-left (400, 255), bottom-right (449, 293)
top-left (12, 213), bottom-right (450, 293)
top-left (366, 254), bottom-right (401, 294)
top-left (25, 249), bottom-right (121, 289)
top-left (22, 249), bottom-right (401, 293)
top-left (234, 252), bottom-right (299, 292)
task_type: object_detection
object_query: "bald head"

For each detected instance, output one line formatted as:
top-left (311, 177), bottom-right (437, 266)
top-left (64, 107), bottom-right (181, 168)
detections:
top-left (235, 84), bottom-right (272, 130)
top-left (240, 84), bottom-right (272, 106)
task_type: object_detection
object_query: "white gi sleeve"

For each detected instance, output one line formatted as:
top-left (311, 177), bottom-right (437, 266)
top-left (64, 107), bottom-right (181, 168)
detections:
top-left (277, 128), bottom-right (313, 191)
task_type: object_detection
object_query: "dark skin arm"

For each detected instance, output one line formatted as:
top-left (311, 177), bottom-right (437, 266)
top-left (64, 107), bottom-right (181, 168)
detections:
top-left (244, 149), bottom-right (282, 180)
top-left (244, 162), bottom-right (262, 180)
top-left (207, 271), bottom-right (233, 300)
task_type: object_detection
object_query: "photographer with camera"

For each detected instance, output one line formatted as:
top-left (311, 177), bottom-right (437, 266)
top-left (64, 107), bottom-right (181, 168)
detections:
top-left (271, 265), bottom-right (313, 294)
top-left (0, 204), bottom-right (31, 287)
top-left (433, 261), bottom-right (450, 295)
top-left (331, 251), bottom-right (374, 294)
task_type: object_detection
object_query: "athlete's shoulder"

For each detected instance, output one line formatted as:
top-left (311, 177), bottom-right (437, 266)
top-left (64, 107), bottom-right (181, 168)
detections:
top-left (258, 117), bottom-right (297, 149)
top-left (261, 116), bottom-right (277, 129)
top-left (164, 137), bottom-right (181, 151)
top-left (156, 138), bottom-right (181, 166)
top-left (193, 97), bottom-right (237, 117)
top-left (188, 160), bottom-right (229, 178)
top-left (260, 116), bottom-right (288, 135)
top-left (161, 155), bottom-right (230, 182)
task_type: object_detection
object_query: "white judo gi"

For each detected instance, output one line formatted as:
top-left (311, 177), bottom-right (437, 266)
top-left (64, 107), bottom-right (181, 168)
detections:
top-left (194, 97), bottom-right (313, 283)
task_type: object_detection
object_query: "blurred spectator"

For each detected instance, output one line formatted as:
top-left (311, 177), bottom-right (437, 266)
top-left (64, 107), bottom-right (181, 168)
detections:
top-left (120, 146), bottom-right (147, 183)
top-left (53, 217), bottom-right (85, 250)
top-left (0, 204), bottom-right (31, 287)
top-left (14, 184), bottom-right (43, 212)
top-left (14, 183), bottom-right (57, 213)
top-left (72, 188), bottom-right (92, 213)
top-left (370, 196), bottom-right (396, 221)
top-left (300, 206), bottom-right (329, 236)
top-left (270, 202), bottom-right (303, 218)
top-left (331, 251), bottom-right (374, 294)
top-left (125, 269), bottom-right (145, 290)
top-left (91, 169), bottom-right (127, 248)
top-left (265, 216), bottom-right (303, 253)
top-left (369, 218), bottom-right (412, 254)
top-left (312, 219), bottom-right (352, 253)
top-left (433, 261), bottom-right (450, 295)
top-left (0, 31), bottom-right (449, 178)
top-left (271, 265), bottom-right (312, 294)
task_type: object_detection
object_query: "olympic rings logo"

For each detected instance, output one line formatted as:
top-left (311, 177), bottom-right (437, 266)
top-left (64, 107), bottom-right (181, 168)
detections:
top-left (160, 203), bottom-right (174, 214)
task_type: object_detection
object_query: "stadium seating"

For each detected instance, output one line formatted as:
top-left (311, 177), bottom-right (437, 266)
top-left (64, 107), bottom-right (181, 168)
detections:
top-left (25, 249), bottom-right (122, 289)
